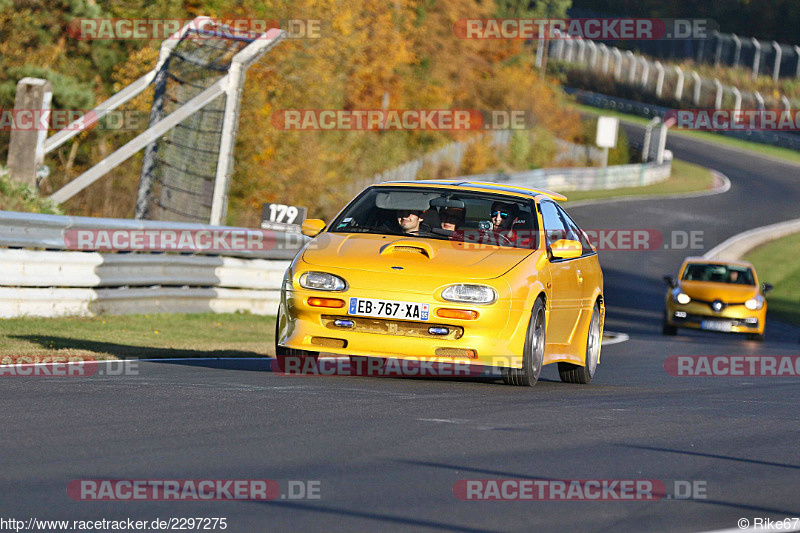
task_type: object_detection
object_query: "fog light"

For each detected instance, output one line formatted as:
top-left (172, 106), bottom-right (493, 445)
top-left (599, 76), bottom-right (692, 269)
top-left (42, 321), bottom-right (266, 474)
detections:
top-left (745, 317), bottom-right (758, 324)
top-left (308, 297), bottom-right (345, 308)
top-left (436, 308), bottom-right (478, 320)
top-left (674, 311), bottom-right (687, 318)
top-left (334, 319), bottom-right (355, 328)
top-left (428, 327), bottom-right (450, 335)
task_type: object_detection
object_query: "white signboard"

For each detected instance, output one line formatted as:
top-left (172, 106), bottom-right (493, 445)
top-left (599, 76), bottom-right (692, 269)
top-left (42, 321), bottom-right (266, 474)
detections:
top-left (596, 116), bottom-right (619, 149)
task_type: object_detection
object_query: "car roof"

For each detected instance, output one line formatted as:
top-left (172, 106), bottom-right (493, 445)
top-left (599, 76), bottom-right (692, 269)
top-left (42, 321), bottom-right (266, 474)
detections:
top-left (680, 257), bottom-right (756, 269)
top-left (375, 180), bottom-right (568, 202)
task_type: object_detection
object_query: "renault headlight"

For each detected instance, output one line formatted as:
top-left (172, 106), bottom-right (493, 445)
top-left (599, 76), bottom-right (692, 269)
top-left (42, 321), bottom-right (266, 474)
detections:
top-left (442, 284), bottom-right (497, 304)
top-left (744, 295), bottom-right (764, 310)
top-left (672, 288), bottom-right (690, 305)
top-left (299, 272), bottom-right (347, 291)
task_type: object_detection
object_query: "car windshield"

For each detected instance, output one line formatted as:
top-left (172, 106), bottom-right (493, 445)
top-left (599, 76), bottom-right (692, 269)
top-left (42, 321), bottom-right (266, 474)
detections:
top-left (328, 186), bottom-right (539, 250)
top-left (682, 263), bottom-right (755, 285)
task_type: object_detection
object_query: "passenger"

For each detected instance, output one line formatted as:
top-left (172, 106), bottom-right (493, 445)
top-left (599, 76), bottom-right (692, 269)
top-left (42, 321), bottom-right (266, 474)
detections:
top-left (439, 206), bottom-right (466, 231)
top-left (396, 209), bottom-right (424, 234)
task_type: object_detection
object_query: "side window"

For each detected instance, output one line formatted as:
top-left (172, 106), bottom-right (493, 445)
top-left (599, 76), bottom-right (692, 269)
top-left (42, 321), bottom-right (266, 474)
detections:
top-left (539, 201), bottom-right (569, 249)
top-left (557, 205), bottom-right (593, 254)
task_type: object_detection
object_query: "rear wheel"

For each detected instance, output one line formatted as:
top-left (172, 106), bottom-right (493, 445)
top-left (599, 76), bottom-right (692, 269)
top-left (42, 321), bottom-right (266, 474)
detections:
top-left (274, 311), bottom-right (319, 372)
top-left (503, 298), bottom-right (545, 387)
top-left (559, 302), bottom-right (601, 384)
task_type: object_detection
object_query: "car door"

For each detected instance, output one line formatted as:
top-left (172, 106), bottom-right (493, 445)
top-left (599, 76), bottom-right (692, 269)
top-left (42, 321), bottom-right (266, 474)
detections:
top-left (539, 200), bottom-right (583, 345)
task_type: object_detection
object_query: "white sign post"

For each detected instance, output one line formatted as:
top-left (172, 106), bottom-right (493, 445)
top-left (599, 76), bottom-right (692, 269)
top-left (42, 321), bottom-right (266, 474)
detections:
top-left (595, 116), bottom-right (619, 168)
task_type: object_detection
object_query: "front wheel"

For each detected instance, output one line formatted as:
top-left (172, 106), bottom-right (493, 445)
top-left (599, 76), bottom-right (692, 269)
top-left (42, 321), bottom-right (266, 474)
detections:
top-left (503, 298), bottom-right (546, 386)
top-left (559, 302), bottom-right (601, 384)
top-left (662, 312), bottom-right (677, 335)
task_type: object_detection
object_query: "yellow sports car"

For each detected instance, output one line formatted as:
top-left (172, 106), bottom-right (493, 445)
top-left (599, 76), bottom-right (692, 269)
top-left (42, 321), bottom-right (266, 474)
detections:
top-left (275, 180), bottom-right (605, 386)
top-left (662, 258), bottom-right (772, 341)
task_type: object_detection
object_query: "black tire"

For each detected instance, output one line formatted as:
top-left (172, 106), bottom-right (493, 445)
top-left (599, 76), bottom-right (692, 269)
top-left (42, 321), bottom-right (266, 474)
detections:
top-left (559, 302), bottom-right (601, 384)
top-left (274, 311), bottom-right (318, 372)
top-left (747, 332), bottom-right (764, 342)
top-left (502, 298), bottom-right (545, 387)
top-left (662, 312), bottom-right (677, 335)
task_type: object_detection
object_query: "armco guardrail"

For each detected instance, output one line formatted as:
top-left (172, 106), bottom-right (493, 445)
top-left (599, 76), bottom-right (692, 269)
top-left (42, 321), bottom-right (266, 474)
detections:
top-left (0, 211), bottom-right (306, 259)
top-left (0, 211), bottom-right (303, 318)
top-left (464, 160), bottom-right (672, 191)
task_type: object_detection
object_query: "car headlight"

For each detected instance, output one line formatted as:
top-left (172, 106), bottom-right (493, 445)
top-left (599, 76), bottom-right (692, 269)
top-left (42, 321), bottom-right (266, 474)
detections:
top-left (299, 271), bottom-right (347, 291)
top-left (441, 284), bottom-right (497, 304)
top-left (672, 289), bottom-right (690, 305)
top-left (745, 295), bottom-right (764, 310)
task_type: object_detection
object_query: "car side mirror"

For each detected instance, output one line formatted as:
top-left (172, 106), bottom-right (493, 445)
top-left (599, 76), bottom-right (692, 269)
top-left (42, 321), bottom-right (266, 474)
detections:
top-left (762, 282), bottom-right (773, 294)
top-left (550, 239), bottom-right (582, 260)
top-left (301, 219), bottom-right (326, 237)
top-left (663, 275), bottom-right (676, 288)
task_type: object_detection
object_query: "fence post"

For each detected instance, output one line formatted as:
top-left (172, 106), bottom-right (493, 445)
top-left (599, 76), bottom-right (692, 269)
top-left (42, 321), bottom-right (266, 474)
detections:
top-left (674, 66), bottom-right (684, 102)
top-left (640, 58), bottom-right (650, 88)
top-left (752, 38), bottom-right (761, 80)
top-left (7, 77), bottom-right (52, 187)
top-left (795, 46), bottom-right (800, 79)
top-left (587, 41), bottom-right (597, 69)
top-left (692, 71), bottom-right (702, 105)
top-left (626, 51), bottom-right (636, 84)
top-left (714, 79), bottom-right (723, 109)
top-left (713, 31), bottom-right (723, 67)
top-left (732, 87), bottom-right (742, 111)
top-left (754, 91), bottom-right (765, 111)
top-left (655, 62), bottom-right (665, 98)
top-left (772, 41), bottom-right (782, 82)
top-left (613, 48), bottom-right (623, 80)
top-left (732, 34), bottom-right (741, 67)
top-left (599, 44), bottom-right (609, 73)
top-left (576, 37), bottom-right (586, 63)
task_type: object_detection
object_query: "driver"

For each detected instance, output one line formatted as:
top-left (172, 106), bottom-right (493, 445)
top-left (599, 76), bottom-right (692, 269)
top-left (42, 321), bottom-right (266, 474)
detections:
top-left (490, 201), bottom-right (518, 241)
top-left (396, 209), bottom-right (424, 233)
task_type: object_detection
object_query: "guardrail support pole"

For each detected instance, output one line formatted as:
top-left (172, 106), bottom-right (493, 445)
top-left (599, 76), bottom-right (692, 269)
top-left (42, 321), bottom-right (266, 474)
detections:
top-left (795, 46), bottom-right (800, 79)
top-left (612, 48), bottom-right (622, 80)
top-left (772, 41), bottom-right (782, 82)
top-left (626, 51), bottom-right (636, 84)
top-left (599, 44), bottom-right (609, 74)
top-left (640, 58), bottom-right (650, 88)
top-left (7, 78), bottom-right (52, 187)
top-left (692, 71), bottom-right (702, 106)
top-left (752, 38), bottom-right (761, 80)
top-left (714, 79), bottom-right (723, 109)
top-left (732, 87), bottom-right (742, 111)
top-left (713, 31), bottom-right (723, 67)
top-left (732, 34), bottom-right (741, 67)
top-left (674, 66), bottom-right (684, 102)
top-left (654, 61), bottom-right (665, 97)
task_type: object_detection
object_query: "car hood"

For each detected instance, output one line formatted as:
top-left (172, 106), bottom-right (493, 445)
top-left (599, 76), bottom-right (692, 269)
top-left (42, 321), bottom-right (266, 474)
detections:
top-left (679, 280), bottom-right (759, 302)
top-left (302, 232), bottom-right (532, 280)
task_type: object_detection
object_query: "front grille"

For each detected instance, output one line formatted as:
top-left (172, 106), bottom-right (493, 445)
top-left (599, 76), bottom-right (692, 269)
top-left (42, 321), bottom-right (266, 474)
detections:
top-left (321, 315), bottom-right (463, 340)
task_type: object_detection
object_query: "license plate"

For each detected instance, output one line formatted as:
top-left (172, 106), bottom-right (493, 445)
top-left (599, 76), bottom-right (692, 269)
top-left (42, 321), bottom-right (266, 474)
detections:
top-left (348, 297), bottom-right (429, 321)
top-left (701, 320), bottom-right (732, 332)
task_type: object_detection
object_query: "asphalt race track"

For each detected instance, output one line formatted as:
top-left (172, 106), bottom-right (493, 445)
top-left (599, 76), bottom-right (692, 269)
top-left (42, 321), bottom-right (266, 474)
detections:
top-left (2, 128), bottom-right (799, 532)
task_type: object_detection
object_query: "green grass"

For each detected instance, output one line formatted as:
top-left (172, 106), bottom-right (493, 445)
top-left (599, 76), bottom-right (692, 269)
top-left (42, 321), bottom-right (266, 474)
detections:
top-left (572, 103), bottom-right (800, 166)
top-left (563, 159), bottom-right (714, 204)
top-left (0, 312), bottom-right (276, 359)
top-left (743, 232), bottom-right (800, 327)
